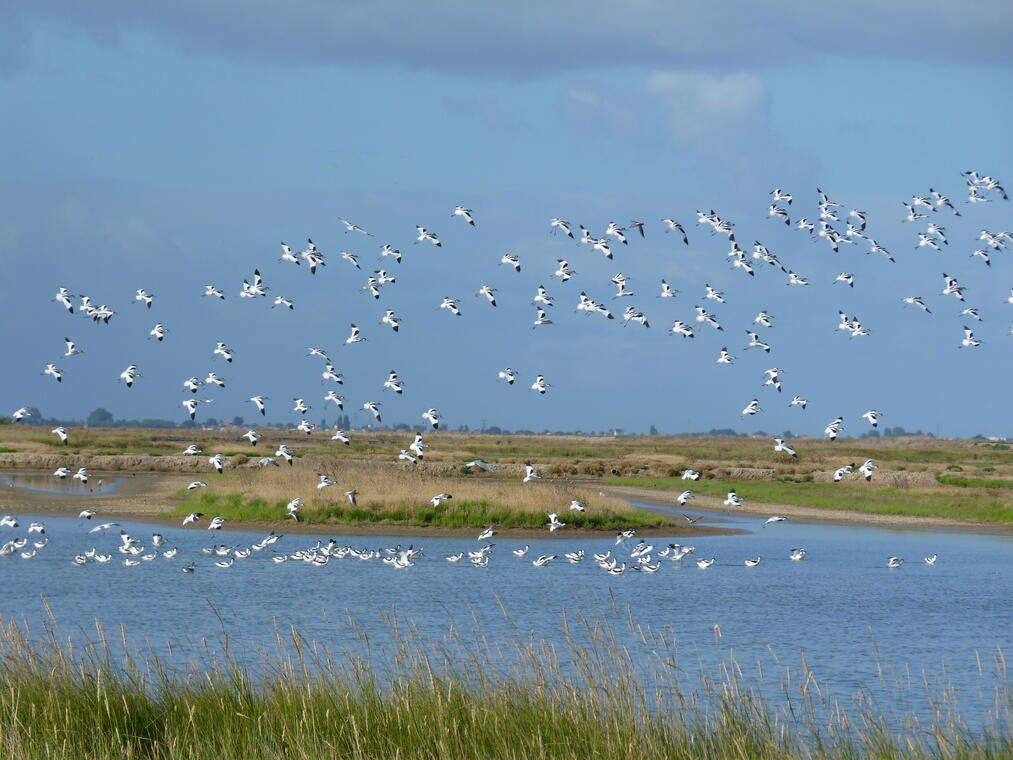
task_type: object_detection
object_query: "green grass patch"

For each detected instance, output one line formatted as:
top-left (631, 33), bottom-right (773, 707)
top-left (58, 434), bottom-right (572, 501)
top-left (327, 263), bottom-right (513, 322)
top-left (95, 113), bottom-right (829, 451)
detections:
top-left (166, 490), bottom-right (666, 531)
top-left (611, 477), bottom-right (1013, 523)
top-left (0, 614), bottom-right (1007, 760)
top-left (937, 474), bottom-right (1013, 489)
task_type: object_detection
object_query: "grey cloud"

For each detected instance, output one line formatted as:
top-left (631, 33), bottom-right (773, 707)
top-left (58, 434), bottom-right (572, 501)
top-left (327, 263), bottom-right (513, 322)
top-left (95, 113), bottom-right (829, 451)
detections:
top-left (15, 0), bottom-right (1013, 76)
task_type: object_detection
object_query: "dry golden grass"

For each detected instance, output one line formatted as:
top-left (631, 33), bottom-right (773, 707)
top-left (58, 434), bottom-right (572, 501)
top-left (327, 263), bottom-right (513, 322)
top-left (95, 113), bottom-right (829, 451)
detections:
top-left (168, 458), bottom-right (661, 530)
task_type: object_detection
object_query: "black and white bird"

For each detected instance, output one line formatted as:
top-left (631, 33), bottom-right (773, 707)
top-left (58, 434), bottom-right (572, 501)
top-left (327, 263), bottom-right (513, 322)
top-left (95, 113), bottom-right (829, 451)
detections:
top-left (415, 226), bottom-right (441, 247)
top-left (213, 342), bottom-right (234, 362)
top-left (363, 401), bottom-right (382, 422)
top-left (119, 365), bottom-right (141, 387)
top-left (477, 285), bottom-right (497, 307)
top-left (248, 396), bottom-right (268, 416)
top-left (861, 410), bottom-right (883, 428)
top-left (550, 218), bottom-right (574, 238)
top-left (773, 438), bottom-right (797, 457)
top-left (338, 218), bottom-right (373, 236)
top-left (661, 218), bottom-right (688, 243)
top-left (452, 206), bottom-right (476, 226)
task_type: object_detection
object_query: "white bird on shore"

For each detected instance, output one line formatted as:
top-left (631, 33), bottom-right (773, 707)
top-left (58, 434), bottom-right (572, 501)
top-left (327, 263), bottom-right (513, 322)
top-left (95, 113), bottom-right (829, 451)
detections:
top-left (546, 512), bottom-right (566, 532)
top-left (187, 481), bottom-right (207, 491)
top-left (208, 517), bottom-right (225, 531)
top-left (724, 491), bottom-right (743, 507)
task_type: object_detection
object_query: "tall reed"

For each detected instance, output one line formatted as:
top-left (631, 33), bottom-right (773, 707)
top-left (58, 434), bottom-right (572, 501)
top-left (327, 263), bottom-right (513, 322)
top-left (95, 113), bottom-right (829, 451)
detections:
top-left (0, 610), bottom-right (1007, 760)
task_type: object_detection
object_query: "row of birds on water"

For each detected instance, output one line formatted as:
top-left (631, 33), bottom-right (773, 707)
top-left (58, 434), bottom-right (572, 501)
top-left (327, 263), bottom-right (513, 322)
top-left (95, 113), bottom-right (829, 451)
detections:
top-left (0, 515), bottom-right (938, 573)
top-left (17, 172), bottom-right (1010, 444)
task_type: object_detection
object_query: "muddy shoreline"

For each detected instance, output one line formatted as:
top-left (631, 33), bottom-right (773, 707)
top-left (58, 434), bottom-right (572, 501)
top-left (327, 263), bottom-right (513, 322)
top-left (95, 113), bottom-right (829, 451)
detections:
top-left (0, 470), bottom-right (735, 539)
top-left (2, 468), bottom-right (1008, 538)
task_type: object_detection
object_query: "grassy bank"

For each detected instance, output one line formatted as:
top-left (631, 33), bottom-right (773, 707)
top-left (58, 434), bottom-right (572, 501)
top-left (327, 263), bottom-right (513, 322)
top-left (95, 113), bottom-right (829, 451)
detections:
top-left (4, 426), bottom-right (1011, 479)
top-left (610, 477), bottom-right (1013, 524)
top-left (165, 464), bottom-right (667, 530)
top-left (0, 615), bottom-right (1007, 760)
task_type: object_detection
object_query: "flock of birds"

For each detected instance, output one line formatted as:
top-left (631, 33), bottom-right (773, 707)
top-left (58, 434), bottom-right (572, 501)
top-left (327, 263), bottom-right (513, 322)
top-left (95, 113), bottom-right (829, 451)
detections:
top-left (0, 511), bottom-right (939, 573)
top-left (17, 171), bottom-right (1010, 445)
top-left (1, 170), bottom-right (1006, 571)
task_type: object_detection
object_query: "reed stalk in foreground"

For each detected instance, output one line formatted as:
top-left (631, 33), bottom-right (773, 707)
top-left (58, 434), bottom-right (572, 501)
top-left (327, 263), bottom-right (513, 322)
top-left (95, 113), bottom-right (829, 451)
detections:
top-left (0, 611), bottom-right (1007, 760)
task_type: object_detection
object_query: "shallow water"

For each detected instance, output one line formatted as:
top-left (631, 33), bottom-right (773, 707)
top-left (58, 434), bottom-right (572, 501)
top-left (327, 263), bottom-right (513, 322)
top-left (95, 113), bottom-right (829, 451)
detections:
top-left (0, 505), bottom-right (1009, 729)
top-left (0, 472), bottom-right (121, 495)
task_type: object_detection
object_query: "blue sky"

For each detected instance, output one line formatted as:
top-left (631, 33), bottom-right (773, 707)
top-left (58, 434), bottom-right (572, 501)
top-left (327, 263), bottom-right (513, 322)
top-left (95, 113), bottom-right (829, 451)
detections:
top-left (1, 3), bottom-right (1011, 436)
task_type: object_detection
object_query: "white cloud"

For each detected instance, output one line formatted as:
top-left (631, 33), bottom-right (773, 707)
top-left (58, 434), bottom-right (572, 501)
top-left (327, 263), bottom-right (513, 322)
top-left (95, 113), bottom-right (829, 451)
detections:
top-left (645, 71), bottom-right (768, 140)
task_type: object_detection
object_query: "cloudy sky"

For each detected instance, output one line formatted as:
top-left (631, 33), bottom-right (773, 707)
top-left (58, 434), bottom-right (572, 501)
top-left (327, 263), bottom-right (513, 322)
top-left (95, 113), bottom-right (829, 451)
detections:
top-left (2, 2), bottom-right (1011, 436)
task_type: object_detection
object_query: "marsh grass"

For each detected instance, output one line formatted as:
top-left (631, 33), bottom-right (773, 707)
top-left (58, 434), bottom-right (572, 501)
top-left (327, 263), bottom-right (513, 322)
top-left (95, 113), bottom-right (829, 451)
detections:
top-left (5, 427), bottom-right (1012, 476)
top-left (167, 463), bottom-right (666, 529)
top-left (610, 477), bottom-right (1013, 523)
top-left (0, 611), bottom-right (1007, 760)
